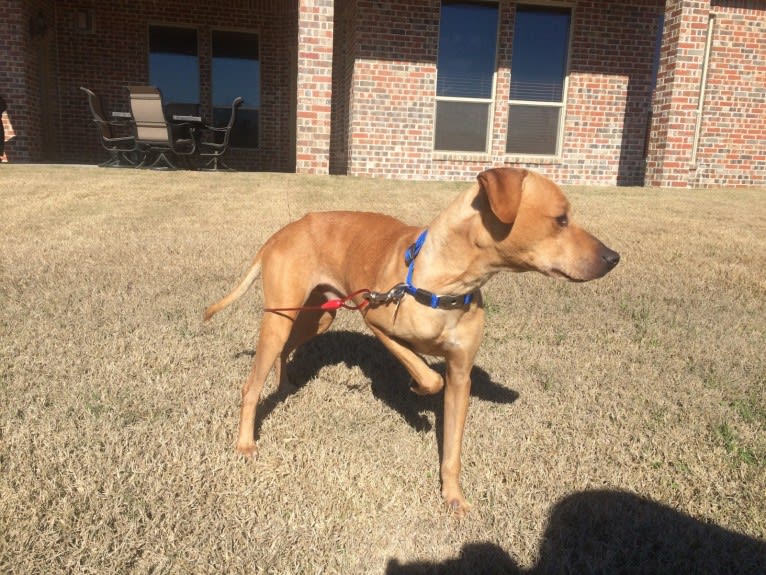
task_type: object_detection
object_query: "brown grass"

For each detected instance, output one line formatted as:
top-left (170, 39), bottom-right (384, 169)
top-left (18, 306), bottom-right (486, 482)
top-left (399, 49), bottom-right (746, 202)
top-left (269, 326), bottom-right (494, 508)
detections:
top-left (1, 165), bottom-right (765, 574)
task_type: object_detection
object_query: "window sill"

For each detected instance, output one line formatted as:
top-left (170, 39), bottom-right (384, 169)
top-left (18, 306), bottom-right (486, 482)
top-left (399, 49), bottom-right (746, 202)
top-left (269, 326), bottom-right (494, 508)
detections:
top-left (502, 154), bottom-right (562, 165)
top-left (430, 152), bottom-right (563, 165)
top-left (432, 151), bottom-right (490, 162)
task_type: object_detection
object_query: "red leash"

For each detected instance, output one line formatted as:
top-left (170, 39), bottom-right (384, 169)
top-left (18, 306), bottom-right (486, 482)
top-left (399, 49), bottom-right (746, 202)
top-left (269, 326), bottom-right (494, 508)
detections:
top-left (264, 288), bottom-right (371, 313)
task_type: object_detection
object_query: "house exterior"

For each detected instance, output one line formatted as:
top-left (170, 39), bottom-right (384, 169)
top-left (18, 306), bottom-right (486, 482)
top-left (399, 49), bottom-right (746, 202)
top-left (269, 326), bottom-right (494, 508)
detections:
top-left (1, 0), bottom-right (764, 187)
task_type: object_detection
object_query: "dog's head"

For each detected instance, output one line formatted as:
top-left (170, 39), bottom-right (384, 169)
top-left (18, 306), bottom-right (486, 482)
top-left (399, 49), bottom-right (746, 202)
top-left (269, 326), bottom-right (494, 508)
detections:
top-left (477, 167), bottom-right (619, 281)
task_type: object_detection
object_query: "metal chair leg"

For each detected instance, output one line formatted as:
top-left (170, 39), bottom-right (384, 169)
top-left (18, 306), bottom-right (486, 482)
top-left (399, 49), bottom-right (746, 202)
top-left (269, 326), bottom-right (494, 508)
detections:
top-left (201, 155), bottom-right (232, 171)
top-left (99, 152), bottom-right (122, 168)
top-left (141, 151), bottom-right (179, 170)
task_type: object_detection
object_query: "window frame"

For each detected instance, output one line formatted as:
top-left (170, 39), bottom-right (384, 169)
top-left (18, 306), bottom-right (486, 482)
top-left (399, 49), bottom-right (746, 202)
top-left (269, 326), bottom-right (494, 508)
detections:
top-left (210, 27), bottom-right (262, 150)
top-left (433, 1), bottom-right (501, 155)
top-left (505, 3), bottom-right (574, 158)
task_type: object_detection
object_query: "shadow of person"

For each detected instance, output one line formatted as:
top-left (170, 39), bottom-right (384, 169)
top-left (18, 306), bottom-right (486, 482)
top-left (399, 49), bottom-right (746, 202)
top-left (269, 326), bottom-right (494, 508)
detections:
top-left (386, 542), bottom-right (522, 575)
top-left (248, 330), bottom-right (519, 442)
top-left (533, 489), bottom-right (766, 574)
top-left (385, 490), bottom-right (766, 574)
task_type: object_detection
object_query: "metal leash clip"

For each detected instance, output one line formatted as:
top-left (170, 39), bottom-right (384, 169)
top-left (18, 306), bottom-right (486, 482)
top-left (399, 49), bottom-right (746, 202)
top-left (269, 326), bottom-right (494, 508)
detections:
top-left (364, 283), bottom-right (408, 306)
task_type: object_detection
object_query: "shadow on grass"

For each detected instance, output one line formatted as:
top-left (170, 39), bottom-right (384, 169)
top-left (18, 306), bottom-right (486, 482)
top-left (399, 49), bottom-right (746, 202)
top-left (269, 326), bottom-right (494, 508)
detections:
top-left (385, 489), bottom-right (766, 574)
top-left (246, 330), bottom-right (519, 442)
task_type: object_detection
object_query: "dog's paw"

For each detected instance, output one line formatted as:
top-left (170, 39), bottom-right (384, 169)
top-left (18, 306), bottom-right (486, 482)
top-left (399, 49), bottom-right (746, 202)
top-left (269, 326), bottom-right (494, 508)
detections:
top-left (410, 373), bottom-right (445, 396)
top-left (235, 443), bottom-right (258, 460)
top-left (445, 496), bottom-right (472, 519)
top-left (442, 487), bottom-right (472, 518)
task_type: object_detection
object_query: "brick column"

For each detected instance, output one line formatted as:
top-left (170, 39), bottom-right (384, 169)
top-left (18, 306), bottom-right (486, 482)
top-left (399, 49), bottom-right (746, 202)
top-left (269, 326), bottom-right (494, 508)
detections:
top-left (1, 0), bottom-right (33, 162)
top-left (295, 0), bottom-right (334, 174)
top-left (645, 0), bottom-right (710, 187)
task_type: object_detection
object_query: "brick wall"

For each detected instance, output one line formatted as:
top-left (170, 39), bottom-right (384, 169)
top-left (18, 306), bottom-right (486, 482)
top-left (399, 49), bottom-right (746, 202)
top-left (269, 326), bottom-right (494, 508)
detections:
top-left (345, 0), bottom-right (439, 179)
top-left (329, 0), bottom-right (357, 175)
top-left (341, 0), bottom-right (764, 187)
top-left (52, 0), bottom-right (296, 170)
top-left (295, 0), bottom-right (334, 174)
top-left (1, 0), bottom-right (54, 162)
top-left (563, 0), bottom-right (663, 185)
top-left (6, 0), bottom-right (766, 186)
top-left (343, 0), bottom-right (663, 184)
top-left (646, 0), bottom-right (766, 187)
top-left (692, 3), bottom-right (766, 186)
top-left (645, 0), bottom-right (710, 187)
top-left (0, 0), bottom-right (23, 160)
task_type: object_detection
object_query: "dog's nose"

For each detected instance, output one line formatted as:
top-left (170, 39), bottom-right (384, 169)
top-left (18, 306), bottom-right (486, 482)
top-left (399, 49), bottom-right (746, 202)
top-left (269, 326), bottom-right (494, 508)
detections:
top-left (602, 248), bottom-right (620, 269)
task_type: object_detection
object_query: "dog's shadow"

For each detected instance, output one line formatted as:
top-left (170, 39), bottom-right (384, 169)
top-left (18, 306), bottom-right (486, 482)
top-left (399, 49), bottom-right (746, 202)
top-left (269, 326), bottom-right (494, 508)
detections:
top-left (242, 330), bottom-right (519, 443)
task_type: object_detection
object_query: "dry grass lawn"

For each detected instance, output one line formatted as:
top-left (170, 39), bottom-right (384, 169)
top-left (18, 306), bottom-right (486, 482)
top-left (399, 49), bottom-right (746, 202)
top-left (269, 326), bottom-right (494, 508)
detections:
top-left (1, 165), bottom-right (765, 574)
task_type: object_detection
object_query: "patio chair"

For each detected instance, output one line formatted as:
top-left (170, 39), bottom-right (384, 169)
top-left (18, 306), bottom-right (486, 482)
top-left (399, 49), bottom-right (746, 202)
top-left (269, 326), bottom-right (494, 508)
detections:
top-left (198, 97), bottom-right (243, 171)
top-left (80, 87), bottom-right (137, 167)
top-left (127, 85), bottom-right (196, 169)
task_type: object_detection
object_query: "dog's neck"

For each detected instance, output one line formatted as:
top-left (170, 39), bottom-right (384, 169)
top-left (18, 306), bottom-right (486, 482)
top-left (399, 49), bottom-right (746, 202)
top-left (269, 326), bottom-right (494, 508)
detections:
top-left (412, 184), bottom-right (506, 295)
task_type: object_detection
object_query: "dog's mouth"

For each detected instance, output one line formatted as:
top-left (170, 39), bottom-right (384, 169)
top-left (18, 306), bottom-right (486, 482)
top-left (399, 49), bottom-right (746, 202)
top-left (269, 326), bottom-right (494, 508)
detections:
top-left (546, 268), bottom-right (583, 282)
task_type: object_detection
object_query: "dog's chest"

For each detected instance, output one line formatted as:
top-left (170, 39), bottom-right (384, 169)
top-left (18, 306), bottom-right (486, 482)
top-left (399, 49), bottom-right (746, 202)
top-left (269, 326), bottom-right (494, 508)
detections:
top-left (367, 300), bottom-right (482, 356)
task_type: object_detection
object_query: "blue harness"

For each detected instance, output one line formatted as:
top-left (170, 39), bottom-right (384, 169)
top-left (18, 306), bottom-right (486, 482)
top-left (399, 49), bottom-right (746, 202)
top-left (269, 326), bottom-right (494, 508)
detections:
top-left (402, 230), bottom-right (475, 310)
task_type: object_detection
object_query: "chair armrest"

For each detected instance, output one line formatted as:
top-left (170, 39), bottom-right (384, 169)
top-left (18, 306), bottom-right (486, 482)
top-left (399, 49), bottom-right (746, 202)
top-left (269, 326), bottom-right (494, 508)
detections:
top-left (171, 114), bottom-right (203, 123)
top-left (104, 135), bottom-right (135, 144)
top-left (168, 122), bottom-right (197, 147)
top-left (106, 119), bottom-right (133, 128)
top-left (168, 120), bottom-right (195, 136)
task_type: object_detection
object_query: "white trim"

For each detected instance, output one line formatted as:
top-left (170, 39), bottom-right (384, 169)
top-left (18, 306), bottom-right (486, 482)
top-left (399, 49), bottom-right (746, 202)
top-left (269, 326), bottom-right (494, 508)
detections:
top-left (559, 3), bottom-right (574, 157)
top-left (507, 99), bottom-right (564, 108)
top-left (436, 96), bottom-right (494, 104)
top-left (691, 15), bottom-right (715, 166)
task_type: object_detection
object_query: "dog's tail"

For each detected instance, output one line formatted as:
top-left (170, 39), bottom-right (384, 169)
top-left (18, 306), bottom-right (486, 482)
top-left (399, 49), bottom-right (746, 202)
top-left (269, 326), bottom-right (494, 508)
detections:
top-left (203, 250), bottom-right (264, 322)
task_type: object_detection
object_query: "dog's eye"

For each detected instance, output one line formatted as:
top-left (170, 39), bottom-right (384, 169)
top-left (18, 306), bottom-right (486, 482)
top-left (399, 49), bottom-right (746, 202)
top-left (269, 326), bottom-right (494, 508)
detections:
top-left (555, 215), bottom-right (569, 227)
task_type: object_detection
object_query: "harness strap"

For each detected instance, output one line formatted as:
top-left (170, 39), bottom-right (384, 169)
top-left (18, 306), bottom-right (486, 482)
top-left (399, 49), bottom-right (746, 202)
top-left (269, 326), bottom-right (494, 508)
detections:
top-left (405, 229), bottom-right (428, 266)
top-left (403, 230), bottom-right (474, 310)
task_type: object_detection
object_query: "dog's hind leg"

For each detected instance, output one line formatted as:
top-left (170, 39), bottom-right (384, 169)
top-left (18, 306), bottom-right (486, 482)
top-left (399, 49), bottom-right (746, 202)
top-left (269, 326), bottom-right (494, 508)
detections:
top-left (277, 305), bottom-right (337, 393)
top-left (236, 311), bottom-right (294, 458)
top-left (236, 288), bottom-right (338, 457)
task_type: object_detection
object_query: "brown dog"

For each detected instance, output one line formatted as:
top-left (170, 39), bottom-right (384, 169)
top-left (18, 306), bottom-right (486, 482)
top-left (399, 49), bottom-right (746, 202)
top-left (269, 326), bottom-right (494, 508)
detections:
top-left (204, 168), bottom-right (619, 516)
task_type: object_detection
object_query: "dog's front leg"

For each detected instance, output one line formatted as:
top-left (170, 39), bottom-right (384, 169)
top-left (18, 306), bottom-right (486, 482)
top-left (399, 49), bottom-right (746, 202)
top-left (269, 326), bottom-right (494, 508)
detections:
top-left (368, 325), bottom-right (444, 395)
top-left (441, 350), bottom-right (474, 517)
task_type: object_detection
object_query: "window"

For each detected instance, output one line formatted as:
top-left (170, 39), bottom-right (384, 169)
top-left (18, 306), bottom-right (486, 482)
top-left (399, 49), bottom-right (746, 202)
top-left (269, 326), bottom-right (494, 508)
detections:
top-left (149, 26), bottom-right (199, 106)
top-left (506, 5), bottom-right (571, 155)
top-left (212, 30), bottom-right (260, 148)
top-left (434, 1), bottom-right (499, 152)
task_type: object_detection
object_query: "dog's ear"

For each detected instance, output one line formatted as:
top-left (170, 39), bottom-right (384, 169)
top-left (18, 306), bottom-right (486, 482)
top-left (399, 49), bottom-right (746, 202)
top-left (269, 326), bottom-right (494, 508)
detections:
top-left (477, 168), bottom-right (527, 224)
